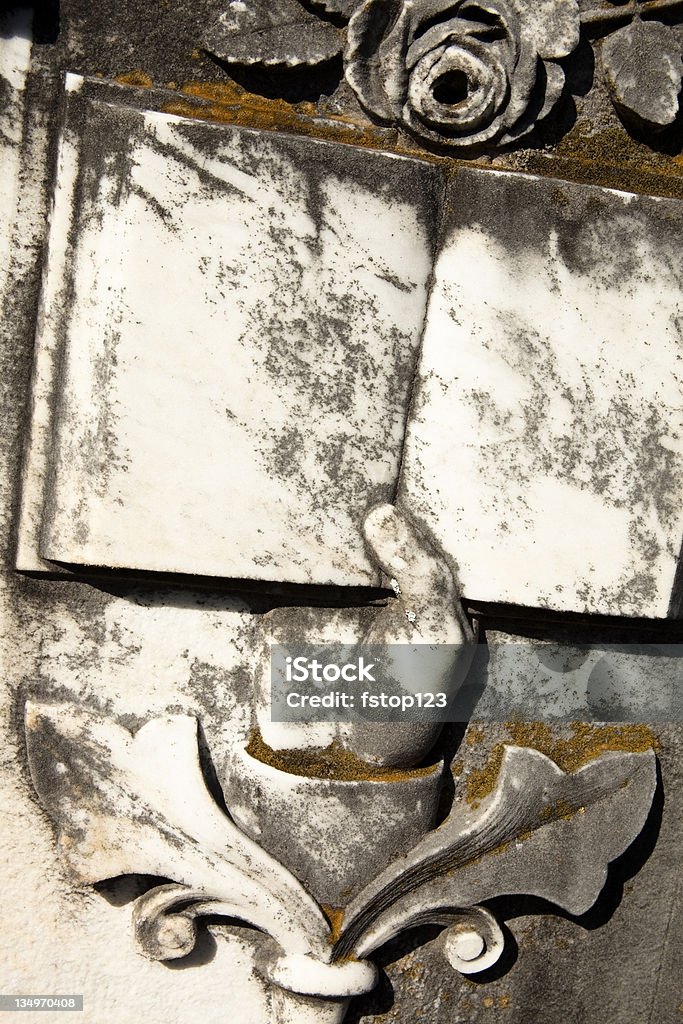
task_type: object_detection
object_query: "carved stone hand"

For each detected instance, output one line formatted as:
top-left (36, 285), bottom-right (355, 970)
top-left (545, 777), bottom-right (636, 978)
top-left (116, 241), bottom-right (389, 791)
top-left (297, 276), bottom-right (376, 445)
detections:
top-left (334, 503), bottom-right (477, 767)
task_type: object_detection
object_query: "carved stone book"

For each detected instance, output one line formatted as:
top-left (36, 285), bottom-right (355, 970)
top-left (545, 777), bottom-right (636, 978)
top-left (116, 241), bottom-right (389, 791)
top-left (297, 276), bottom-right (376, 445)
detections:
top-left (18, 77), bottom-right (683, 616)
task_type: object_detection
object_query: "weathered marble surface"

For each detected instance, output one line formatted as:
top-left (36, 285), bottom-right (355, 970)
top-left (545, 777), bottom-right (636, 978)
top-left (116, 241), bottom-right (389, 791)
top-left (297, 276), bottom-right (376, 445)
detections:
top-left (1, 5), bottom-right (682, 1024)
top-left (0, 9), bottom-right (32, 318)
top-left (401, 168), bottom-right (683, 618)
top-left (19, 77), bottom-right (440, 585)
top-left (19, 87), bottom-right (683, 617)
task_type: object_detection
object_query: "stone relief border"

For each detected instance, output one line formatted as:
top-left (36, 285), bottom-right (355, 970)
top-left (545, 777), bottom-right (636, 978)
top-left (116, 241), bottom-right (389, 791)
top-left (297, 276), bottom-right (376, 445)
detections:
top-left (204, 0), bottom-right (683, 151)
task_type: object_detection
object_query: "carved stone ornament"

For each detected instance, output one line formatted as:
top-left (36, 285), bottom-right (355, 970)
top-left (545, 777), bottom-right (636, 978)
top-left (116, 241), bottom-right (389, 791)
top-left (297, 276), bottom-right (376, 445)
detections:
top-left (204, 0), bottom-right (683, 150)
top-left (25, 702), bottom-right (656, 1024)
top-left (344, 0), bottom-right (581, 149)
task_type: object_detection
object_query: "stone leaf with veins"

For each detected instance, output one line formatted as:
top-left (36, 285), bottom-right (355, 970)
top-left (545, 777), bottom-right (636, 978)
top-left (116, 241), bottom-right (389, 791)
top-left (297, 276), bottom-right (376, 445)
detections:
top-left (344, 0), bottom-right (581, 148)
top-left (204, 0), bottom-right (344, 68)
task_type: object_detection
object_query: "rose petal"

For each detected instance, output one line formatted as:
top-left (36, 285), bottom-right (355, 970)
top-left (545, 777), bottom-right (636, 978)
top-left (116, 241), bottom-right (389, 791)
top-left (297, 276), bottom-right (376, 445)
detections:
top-left (460, 0), bottom-right (521, 63)
top-left (402, 96), bottom-right (509, 145)
top-left (409, 41), bottom-right (508, 130)
top-left (537, 60), bottom-right (566, 119)
top-left (496, 28), bottom-right (539, 131)
top-left (406, 17), bottom-right (504, 70)
top-left (498, 60), bottom-right (564, 144)
top-left (345, 0), bottom-right (577, 150)
top-left (345, 0), bottom-right (412, 120)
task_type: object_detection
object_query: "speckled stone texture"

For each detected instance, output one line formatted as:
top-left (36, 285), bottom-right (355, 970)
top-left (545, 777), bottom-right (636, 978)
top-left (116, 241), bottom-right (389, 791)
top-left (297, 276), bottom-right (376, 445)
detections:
top-left (17, 79), bottom-right (683, 614)
top-left (401, 167), bottom-right (683, 618)
top-left (18, 77), bottom-right (441, 586)
top-left (1, 2), bottom-right (682, 1024)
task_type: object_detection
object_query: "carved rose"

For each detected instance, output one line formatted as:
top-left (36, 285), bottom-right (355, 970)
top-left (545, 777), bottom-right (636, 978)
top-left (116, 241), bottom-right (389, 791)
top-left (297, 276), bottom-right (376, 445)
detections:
top-left (344, 0), bottom-right (581, 149)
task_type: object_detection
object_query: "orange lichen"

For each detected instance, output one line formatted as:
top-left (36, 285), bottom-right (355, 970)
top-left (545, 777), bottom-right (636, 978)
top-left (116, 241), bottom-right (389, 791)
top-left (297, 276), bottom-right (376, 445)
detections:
top-left (246, 729), bottom-right (440, 782)
top-left (518, 124), bottom-right (683, 200)
top-left (161, 79), bottom-right (405, 154)
top-left (465, 742), bottom-right (507, 807)
top-left (465, 723), bottom-right (656, 807)
top-left (321, 904), bottom-right (345, 944)
top-left (465, 726), bottom-right (486, 747)
top-left (507, 722), bottom-right (657, 772)
top-left (115, 70), bottom-right (153, 89)
top-left (540, 799), bottom-right (585, 822)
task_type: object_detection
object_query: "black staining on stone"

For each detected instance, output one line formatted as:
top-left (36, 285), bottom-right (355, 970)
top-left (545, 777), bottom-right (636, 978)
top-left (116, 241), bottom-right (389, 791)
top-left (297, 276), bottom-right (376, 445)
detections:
top-left (25, 708), bottom-right (123, 844)
top-left (66, 99), bottom-right (142, 233)
top-left (0, 75), bottom-right (14, 148)
top-left (429, 168), bottom-right (683, 612)
top-left (446, 166), bottom-right (679, 278)
top-left (39, 83), bottom-right (445, 584)
top-left (151, 125), bottom-right (252, 204)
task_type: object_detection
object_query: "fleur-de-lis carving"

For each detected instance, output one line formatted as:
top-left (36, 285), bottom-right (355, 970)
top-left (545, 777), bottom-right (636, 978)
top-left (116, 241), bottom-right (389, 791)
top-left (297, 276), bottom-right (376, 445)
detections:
top-left (26, 701), bottom-right (655, 1023)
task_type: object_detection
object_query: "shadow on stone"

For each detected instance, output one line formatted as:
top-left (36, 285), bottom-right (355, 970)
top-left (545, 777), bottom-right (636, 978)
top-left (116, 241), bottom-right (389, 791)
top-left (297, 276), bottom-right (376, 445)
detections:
top-left (95, 874), bottom-right (175, 907)
top-left (162, 924), bottom-right (219, 970)
top-left (208, 54), bottom-right (344, 104)
top-left (32, 0), bottom-right (60, 44)
top-left (344, 966), bottom-right (395, 1023)
top-left (614, 103), bottom-right (683, 157)
top-left (456, 919), bottom-right (519, 983)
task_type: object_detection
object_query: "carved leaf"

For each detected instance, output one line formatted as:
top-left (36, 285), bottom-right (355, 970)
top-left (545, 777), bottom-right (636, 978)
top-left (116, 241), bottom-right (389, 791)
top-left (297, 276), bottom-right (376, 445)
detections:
top-left (336, 745), bottom-right (656, 959)
top-left (602, 20), bottom-right (683, 130)
top-left (24, 702), bottom-right (330, 958)
top-left (204, 0), bottom-right (343, 67)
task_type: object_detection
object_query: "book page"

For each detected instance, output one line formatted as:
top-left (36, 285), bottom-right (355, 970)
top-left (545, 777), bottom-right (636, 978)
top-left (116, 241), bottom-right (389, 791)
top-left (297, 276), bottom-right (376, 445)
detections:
top-left (399, 167), bottom-right (683, 617)
top-left (32, 81), bottom-right (444, 586)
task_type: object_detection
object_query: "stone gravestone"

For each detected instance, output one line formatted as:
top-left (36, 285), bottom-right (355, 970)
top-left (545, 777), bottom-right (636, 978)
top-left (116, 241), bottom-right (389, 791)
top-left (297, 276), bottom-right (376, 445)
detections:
top-left (1, 2), bottom-right (682, 1023)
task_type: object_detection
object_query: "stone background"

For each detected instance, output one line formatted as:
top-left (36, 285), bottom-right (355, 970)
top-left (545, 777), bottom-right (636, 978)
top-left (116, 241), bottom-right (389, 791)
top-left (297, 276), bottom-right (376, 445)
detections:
top-left (1, 2), bottom-right (682, 1022)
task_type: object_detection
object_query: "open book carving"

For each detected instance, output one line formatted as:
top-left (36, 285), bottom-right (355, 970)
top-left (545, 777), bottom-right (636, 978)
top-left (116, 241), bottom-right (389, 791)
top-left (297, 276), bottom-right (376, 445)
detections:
top-left (18, 76), bottom-right (683, 617)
